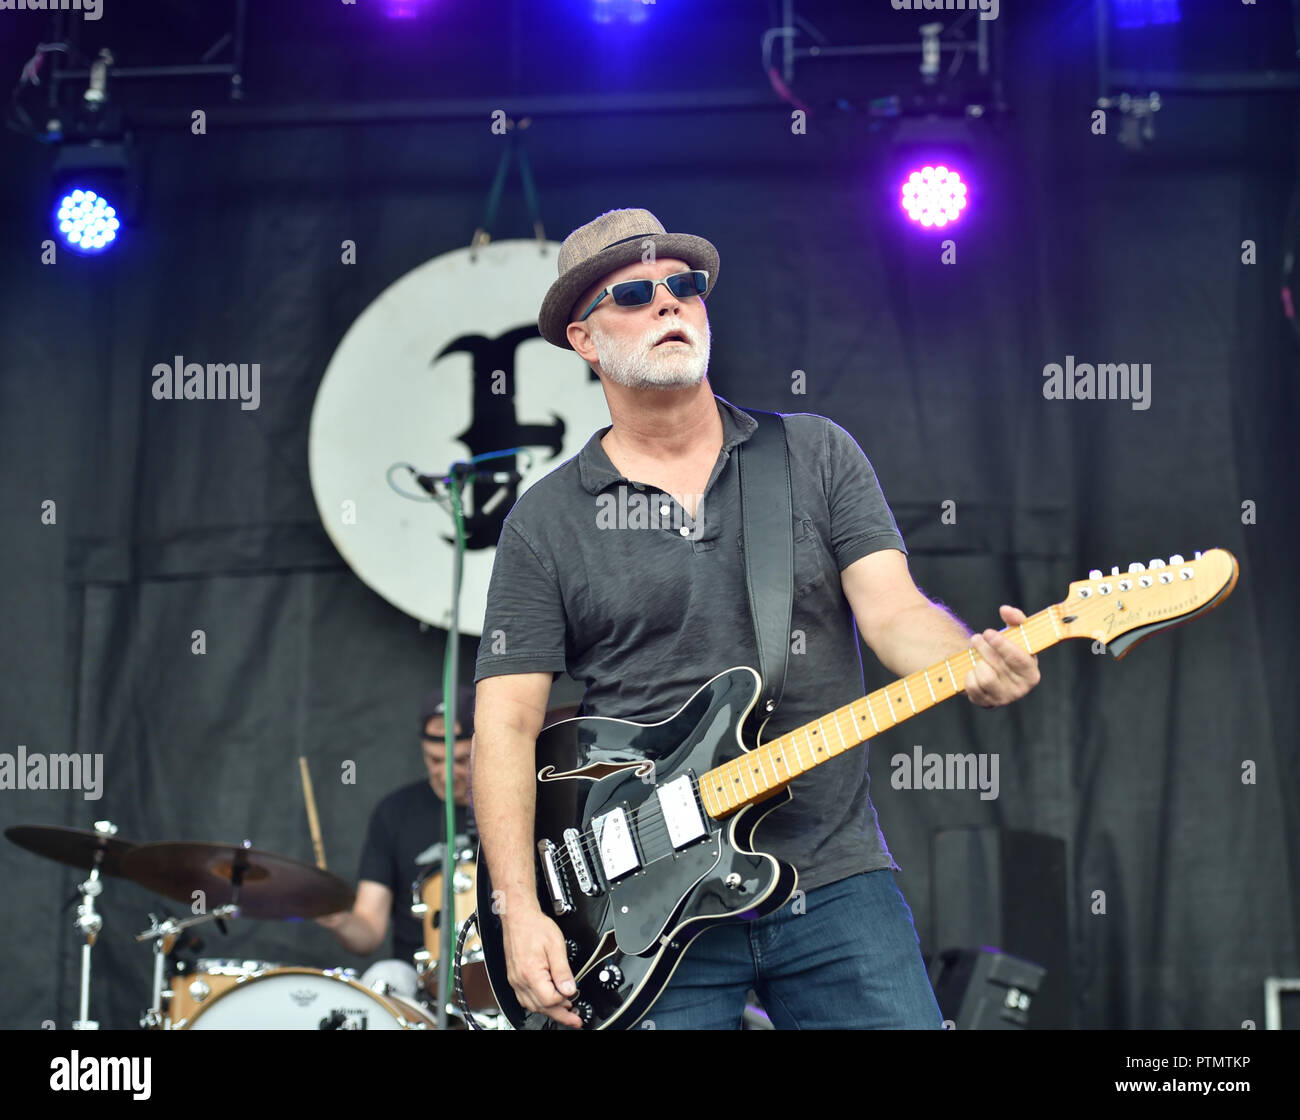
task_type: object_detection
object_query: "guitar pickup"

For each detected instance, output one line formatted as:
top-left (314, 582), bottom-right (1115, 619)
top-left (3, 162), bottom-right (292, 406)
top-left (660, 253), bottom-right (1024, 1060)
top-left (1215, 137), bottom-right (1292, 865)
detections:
top-left (592, 807), bottom-right (641, 881)
top-left (537, 838), bottom-right (573, 916)
top-left (563, 827), bottom-right (600, 896)
top-left (656, 774), bottom-right (708, 850)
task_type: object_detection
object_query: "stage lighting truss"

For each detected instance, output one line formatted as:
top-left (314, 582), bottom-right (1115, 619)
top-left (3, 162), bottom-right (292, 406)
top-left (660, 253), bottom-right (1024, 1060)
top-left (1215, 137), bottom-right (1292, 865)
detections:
top-left (761, 2), bottom-right (1003, 124)
top-left (1095, 0), bottom-right (1300, 151)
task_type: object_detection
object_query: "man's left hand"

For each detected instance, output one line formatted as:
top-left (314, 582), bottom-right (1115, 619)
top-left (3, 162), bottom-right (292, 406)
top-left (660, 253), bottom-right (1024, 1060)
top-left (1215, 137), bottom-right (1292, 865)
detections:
top-left (964, 605), bottom-right (1041, 708)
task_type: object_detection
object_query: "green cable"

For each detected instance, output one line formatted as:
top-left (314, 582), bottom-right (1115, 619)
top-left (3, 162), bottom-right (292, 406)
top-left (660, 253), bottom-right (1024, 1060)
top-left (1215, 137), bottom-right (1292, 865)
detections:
top-left (440, 476), bottom-right (468, 1021)
top-left (444, 476), bottom-right (466, 856)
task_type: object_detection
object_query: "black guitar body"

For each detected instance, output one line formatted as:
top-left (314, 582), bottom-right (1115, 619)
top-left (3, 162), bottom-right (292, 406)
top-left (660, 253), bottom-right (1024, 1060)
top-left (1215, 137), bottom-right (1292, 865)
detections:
top-left (475, 666), bottom-right (798, 1030)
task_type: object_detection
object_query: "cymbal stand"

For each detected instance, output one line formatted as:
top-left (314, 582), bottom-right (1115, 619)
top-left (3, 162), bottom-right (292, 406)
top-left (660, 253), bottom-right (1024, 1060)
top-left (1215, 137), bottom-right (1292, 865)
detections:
top-left (71, 820), bottom-right (117, 1030)
top-left (136, 903), bottom-right (241, 1029)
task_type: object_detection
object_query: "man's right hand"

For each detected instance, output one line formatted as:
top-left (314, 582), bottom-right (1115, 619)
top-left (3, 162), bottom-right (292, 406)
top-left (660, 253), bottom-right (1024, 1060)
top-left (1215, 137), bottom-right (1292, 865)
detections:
top-left (503, 906), bottom-right (584, 1029)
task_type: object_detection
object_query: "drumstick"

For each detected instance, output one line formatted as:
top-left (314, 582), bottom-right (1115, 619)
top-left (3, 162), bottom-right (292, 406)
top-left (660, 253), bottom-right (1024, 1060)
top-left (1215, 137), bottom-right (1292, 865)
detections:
top-left (298, 756), bottom-right (327, 870)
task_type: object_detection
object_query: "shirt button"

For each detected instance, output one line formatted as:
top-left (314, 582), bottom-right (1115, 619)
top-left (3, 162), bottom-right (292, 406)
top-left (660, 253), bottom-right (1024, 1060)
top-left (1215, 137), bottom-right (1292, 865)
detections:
top-left (679, 526), bottom-right (690, 537)
top-left (660, 504), bottom-right (670, 516)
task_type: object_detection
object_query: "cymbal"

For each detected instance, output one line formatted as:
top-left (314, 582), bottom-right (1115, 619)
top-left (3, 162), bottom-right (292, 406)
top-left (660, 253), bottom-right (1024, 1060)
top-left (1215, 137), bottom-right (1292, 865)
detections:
top-left (120, 842), bottom-right (355, 920)
top-left (5, 825), bottom-right (138, 877)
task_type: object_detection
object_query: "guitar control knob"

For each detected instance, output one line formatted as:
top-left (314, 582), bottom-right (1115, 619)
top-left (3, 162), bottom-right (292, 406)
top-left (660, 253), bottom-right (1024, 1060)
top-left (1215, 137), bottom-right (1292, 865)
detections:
top-left (565, 938), bottom-right (581, 962)
top-left (574, 999), bottom-right (595, 1026)
top-left (597, 964), bottom-right (623, 990)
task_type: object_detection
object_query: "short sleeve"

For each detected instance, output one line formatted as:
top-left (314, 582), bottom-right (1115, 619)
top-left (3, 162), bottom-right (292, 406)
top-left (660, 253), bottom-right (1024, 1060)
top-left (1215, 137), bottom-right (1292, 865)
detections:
top-left (473, 518), bottom-right (569, 681)
top-left (356, 801), bottom-right (396, 889)
top-left (824, 419), bottom-right (907, 570)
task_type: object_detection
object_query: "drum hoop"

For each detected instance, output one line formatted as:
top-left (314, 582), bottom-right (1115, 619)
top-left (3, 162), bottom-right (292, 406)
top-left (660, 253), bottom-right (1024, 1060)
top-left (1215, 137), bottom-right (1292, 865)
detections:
top-left (175, 959), bottom-right (282, 986)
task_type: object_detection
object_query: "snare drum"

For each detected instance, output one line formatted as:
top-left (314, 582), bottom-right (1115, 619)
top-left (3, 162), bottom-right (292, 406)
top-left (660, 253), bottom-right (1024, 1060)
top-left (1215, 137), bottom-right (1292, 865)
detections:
top-left (174, 966), bottom-right (437, 1030)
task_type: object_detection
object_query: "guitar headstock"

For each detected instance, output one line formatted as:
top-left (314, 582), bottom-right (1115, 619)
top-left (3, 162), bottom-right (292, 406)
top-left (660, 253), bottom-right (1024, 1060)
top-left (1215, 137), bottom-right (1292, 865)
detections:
top-left (1055, 548), bottom-right (1238, 659)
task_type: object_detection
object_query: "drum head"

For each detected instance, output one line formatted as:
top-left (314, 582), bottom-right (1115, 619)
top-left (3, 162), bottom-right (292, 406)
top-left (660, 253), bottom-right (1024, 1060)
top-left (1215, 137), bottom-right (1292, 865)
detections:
top-left (184, 968), bottom-right (420, 1030)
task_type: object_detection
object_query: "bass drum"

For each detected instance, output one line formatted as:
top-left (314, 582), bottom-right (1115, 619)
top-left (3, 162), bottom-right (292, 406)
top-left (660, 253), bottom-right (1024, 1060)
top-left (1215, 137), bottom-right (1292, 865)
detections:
top-left (179, 967), bottom-right (437, 1030)
top-left (167, 959), bottom-right (278, 1028)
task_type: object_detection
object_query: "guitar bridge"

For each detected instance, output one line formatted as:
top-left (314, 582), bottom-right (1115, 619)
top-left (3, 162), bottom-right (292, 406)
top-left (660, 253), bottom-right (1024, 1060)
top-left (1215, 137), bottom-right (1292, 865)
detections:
top-left (537, 838), bottom-right (574, 916)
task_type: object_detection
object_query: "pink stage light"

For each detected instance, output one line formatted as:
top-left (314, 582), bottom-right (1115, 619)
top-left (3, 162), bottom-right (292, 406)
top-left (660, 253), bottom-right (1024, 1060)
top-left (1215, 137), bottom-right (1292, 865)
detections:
top-left (900, 165), bottom-right (970, 230)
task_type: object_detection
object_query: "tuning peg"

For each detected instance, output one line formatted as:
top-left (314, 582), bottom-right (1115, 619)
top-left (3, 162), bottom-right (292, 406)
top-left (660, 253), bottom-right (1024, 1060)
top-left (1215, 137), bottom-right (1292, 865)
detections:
top-left (1148, 558), bottom-right (1166, 569)
top-left (1194, 550), bottom-right (1202, 559)
top-left (1128, 562), bottom-right (1144, 573)
top-left (1088, 569), bottom-right (1103, 579)
top-left (1169, 554), bottom-right (1184, 564)
top-left (1110, 566), bottom-right (1120, 576)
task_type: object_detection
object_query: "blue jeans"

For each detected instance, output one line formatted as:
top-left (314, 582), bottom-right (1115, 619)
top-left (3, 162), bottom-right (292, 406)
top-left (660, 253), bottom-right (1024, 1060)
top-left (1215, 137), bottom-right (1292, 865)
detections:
top-left (631, 869), bottom-right (943, 1029)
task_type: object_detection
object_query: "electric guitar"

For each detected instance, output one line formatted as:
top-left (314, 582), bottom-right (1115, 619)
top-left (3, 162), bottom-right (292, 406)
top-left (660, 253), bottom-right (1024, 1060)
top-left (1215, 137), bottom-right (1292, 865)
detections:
top-left (475, 548), bottom-right (1238, 1029)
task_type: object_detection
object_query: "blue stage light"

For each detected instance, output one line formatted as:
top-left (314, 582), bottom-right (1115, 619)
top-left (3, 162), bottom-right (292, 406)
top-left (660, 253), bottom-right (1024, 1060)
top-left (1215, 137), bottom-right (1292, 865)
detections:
top-left (53, 187), bottom-right (120, 254)
top-left (1114, 0), bottom-right (1181, 30)
top-left (590, 0), bottom-right (652, 26)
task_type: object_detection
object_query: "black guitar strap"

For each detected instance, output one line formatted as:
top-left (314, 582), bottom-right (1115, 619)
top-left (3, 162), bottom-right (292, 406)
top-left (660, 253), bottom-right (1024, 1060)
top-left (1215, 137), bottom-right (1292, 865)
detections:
top-left (736, 409), bottom-right (794, 734)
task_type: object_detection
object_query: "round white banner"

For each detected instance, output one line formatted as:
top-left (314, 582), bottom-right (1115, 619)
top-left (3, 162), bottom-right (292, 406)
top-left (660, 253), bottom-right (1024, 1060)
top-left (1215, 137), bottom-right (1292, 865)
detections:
top-left (309, 239), bottom-right (609, 634)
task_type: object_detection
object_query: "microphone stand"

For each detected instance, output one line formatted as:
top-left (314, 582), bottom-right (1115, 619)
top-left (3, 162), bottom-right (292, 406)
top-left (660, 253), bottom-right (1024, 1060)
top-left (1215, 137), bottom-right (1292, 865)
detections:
top-left (426, 451), bottom-right (523, 1031)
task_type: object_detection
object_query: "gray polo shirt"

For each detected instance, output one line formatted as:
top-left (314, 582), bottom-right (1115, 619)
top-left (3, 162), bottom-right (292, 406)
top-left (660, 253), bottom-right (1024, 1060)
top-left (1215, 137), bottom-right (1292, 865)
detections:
top-left (473, 394), bottom-right (907, 890)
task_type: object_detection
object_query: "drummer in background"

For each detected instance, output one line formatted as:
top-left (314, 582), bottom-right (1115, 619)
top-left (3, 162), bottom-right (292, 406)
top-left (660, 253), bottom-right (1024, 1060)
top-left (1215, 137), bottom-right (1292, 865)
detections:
top-left (316, 685), bottom-right (475, 996)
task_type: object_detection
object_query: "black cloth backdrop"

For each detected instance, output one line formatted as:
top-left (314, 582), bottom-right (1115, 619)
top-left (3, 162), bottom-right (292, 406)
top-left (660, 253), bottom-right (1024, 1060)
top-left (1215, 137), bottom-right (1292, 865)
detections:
top-left (0, 1), bottom-right (1296, 1030)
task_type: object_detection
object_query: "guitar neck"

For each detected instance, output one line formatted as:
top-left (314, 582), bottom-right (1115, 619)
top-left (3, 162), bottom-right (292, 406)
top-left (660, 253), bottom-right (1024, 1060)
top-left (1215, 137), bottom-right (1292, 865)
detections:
top-left (698, 604), bottom-right (1066, 819)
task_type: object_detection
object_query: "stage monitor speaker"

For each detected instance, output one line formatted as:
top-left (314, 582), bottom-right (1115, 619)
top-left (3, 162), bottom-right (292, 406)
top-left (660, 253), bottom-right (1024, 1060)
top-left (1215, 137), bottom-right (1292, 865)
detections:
top-left (1265, 978), bottom-right (1300, 1029)
top-left (931, 828), bottom-right (1069, 1028)
top-left (929, 947), bottom-right (1046, 1029)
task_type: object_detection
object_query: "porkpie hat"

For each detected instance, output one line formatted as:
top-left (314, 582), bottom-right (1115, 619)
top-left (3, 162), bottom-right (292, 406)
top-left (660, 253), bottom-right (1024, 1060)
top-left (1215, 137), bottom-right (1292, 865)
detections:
top-left (537, 208), bottom-right (719, 350)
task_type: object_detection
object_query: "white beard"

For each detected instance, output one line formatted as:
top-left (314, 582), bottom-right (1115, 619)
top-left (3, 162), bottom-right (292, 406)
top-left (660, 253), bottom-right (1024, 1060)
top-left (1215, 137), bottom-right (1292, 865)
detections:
top-left (589, 317), bottom-right (711, 391)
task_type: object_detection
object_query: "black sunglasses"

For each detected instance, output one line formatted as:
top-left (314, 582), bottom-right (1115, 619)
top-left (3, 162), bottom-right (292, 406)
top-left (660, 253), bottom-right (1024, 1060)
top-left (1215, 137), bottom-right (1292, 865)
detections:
top-left (578, 269), bottom-right (709, 322)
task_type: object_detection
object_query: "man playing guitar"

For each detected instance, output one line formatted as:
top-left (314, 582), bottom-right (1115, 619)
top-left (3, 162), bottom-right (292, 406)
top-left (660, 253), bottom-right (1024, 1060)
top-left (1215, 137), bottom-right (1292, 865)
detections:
top-left (471, 208), bottom-right (1040, 1029)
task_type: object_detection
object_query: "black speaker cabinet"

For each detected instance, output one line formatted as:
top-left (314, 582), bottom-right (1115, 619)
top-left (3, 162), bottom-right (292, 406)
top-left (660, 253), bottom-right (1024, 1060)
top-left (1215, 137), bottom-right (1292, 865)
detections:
top-left (931, 828), bottom-right (1070, 1028)
top-left (929, 947), bottom-right (1047, 1029)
